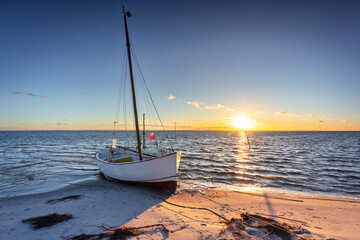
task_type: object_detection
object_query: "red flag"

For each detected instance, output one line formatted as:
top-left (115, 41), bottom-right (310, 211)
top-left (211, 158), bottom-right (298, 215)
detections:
top-left (149, 132), bottom-right (155, 140)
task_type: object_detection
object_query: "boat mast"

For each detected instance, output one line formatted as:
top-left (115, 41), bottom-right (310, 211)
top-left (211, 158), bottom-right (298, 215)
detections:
top-left (123, 5), bottom-right (143, 160)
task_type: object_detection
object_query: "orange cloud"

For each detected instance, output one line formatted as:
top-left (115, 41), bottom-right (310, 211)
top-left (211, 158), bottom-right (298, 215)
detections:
top-left (256, 110), bottom-right (265, 115)
top-left (187, 101), bottom-right (201, 108)
top-left (167, 94), bottom-right (175, 100)
top-left (201, 104), bottom-right (224, 110)
top-left (187, 100), bottom-right (233, 111)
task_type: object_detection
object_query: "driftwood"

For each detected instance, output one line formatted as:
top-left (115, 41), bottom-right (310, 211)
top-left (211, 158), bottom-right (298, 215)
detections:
top-left (220, 213), bottom-right (313, 240)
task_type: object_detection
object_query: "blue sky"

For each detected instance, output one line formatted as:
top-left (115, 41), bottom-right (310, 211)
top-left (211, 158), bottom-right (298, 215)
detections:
top-left (1, 0), bottom-right (359, 130)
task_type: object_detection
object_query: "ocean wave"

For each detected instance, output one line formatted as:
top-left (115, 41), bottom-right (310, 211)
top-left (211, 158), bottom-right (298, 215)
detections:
top-left (1, 131), bottom-right (360, 198)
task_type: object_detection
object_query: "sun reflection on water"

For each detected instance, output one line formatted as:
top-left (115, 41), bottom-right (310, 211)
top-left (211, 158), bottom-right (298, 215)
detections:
top-left (233, 131), bottom-right (251, 163)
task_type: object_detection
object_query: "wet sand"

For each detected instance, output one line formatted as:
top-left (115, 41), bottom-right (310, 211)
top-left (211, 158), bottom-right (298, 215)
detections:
top-left (0, 179), bottom-right (359, 239)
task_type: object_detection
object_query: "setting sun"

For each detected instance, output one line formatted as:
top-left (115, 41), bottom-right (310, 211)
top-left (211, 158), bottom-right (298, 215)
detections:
top-left (232, 117), bottom-right (254, 130)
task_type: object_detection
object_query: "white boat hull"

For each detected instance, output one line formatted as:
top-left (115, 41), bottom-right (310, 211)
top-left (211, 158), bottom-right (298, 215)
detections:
top-left (95, 147), bottom-right (181, 192)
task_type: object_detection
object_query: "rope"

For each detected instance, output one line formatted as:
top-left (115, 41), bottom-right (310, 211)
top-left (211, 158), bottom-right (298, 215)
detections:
top-left (160, 198), bottom-right (228, 221)
top-left (113, 18), bottom-right (175, 153)
top-left (132, 50), bottom-right (165, 138)
top-left (130, 43), bottom-right (174, 152)
top-left (122, 50), bottom-right (129, 145)
top-left (113, 47), bottom-right (128, 137)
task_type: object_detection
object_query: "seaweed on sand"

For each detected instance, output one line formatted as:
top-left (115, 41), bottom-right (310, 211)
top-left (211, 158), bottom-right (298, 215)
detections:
top-left (220, 213), bottom-right (313, 240)
top-left (245, 214), bottom-right (294, 239)
top-left (69, 227), bottom-right (139, 240)
top-left (22, 213), bottom-right (73, 229)
top-left (69, 224), bottom-right (169, 240)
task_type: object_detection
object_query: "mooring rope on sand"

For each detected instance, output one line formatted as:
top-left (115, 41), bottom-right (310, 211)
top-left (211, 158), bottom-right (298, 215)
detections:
top-left (160, 198), bottom-right (228, 221)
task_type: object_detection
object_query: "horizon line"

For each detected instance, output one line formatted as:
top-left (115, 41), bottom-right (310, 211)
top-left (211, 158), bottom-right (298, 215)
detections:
top-left (1, 129), bottom-right (359, 132)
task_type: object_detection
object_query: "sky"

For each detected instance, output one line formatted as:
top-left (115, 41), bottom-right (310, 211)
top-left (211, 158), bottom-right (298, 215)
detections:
top-left (1, 0), bottom-right (359, 131)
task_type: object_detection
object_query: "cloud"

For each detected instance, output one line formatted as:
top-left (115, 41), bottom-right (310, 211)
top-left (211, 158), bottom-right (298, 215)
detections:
top-left (167, 94), bottom-right (175, 100)
top-left (201, 104), bottom-right (224, 110)
top-left (273, 112), bottom-right (359, 128)
top-left (187, 101), bottom-right (201, 108)
top-left (275, 111), bottom-right (304, 119)
top-left (187, 100), bottom-right (234, 111)
top-left (256, 110), bottom-right (265, 115)
top-left (339, 120), bottom-right (360, 126)
top-left (55, 123), bottom-right (69, 126)
top-left (12, 91), bottom-right (47, 98)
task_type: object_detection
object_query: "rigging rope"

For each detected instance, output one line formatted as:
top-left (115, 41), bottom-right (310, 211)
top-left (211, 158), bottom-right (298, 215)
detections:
top-left (113, 46), bottom-right (132, 146)
top-left (130, 44), bottom-right (174, 152)
top-left (122, 52), bottom-right (130, 146)
top-left (113, 48), bottom-right (127, 137)
top-left (113, 32), bottom-right (175, 152)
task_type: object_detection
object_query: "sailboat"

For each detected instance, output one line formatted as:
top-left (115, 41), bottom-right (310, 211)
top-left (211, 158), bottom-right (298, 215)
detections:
top-left (95, 6), bottom-right (181, 193)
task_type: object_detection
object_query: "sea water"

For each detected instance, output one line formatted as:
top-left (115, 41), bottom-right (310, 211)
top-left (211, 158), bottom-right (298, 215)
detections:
top-left (0, 131), bottom-right (359, 199)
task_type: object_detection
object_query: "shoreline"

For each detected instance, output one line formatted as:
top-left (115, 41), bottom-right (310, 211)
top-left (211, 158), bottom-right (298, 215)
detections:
top-left (0, 175), bottom-right (99, 199)
top-left (1, 178), bottom-right (359, 239)
top-left (2, 176), bottom-right (359, 201)
top-left (180, 180), bottom-right (360, 201)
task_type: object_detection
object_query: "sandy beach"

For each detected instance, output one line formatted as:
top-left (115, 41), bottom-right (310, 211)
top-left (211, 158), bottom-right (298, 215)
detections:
top-left (0, 178), bottom-right (359, 240)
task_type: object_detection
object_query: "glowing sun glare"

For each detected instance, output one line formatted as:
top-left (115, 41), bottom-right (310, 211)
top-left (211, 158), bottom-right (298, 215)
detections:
top-left (233, 117), bottom-right (254, 130)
